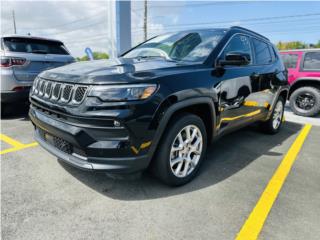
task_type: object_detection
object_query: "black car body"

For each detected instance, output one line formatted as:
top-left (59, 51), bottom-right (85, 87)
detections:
top-left (29, 27), bottom-right (289, 185)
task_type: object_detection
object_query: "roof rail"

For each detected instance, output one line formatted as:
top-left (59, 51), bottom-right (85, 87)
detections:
top-left (230, 26), bottom-right (269, 41)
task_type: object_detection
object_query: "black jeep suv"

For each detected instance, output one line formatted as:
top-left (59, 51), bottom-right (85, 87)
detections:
top-left (29, 27), bottom-right (288, 186)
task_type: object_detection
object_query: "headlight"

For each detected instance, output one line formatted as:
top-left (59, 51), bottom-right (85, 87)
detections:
top-left (88, 84), bottom-right (157, 101)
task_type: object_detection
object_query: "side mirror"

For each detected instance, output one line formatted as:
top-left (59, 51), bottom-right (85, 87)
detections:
top-left (219, 52), bottom-right (251, 66)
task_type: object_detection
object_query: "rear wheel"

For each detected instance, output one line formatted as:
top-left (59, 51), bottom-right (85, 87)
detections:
top-left (289, 87), bottom-right (320, 117)
top-left (260, 96), bottom-right (285, 134)
top-left (151, 113), bottom-right (207, 186)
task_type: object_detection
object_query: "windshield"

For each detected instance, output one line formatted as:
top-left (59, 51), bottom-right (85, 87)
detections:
top-left (3, 37), bottom-right (70, 55)
top-left (123, 29), bottom-right (226, 63)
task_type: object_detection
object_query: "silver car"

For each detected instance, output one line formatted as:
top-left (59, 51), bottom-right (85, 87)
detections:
top-left (1, 35), bottom-right (74, 107)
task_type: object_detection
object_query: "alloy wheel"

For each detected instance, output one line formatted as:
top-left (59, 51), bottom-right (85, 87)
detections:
top-left (169, 125), bottom-right (203, 178)
top-left (272, 100), bottom-right (284, 130)
top-left (295, 92), bottom-right (316, 110)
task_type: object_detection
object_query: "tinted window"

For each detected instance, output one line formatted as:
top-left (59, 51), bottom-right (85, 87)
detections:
top-left (253, 39), bottom-right (272, 65)
top-left (3, 37), bottom-right (69, 55)
top-left (281, 54), bottom-right (299, 69)
top-left (269, 45), bottom-right (277, 61)
top-left (221, 35), bottom-right (252, 64)
top-left (123, 30), bottom-right (225, 63)
top-left (303, 52), bottom-right (320, 70)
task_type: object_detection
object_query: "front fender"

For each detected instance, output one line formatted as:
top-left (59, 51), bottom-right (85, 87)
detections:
top-left (146, 97), bottom-right (217, 162)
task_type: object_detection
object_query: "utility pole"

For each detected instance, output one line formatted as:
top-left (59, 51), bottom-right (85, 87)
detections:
top-left (12, 10), bottom-right (17, 34)
top-left (143, 0), bottom-right (147, 41)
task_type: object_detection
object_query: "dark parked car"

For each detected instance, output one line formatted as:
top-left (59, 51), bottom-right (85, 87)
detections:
top-left (29, 27), bottom-right (288, 186)
top-left (1, 35), bottom-right (74, 110)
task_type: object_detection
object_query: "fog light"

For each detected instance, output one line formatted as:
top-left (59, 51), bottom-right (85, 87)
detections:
top-left (114, 120), bottom-right (121, 127)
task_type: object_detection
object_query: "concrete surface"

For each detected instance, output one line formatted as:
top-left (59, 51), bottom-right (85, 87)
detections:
top-left (284, 103), bottom-right (320, 126)
top-left (1, 104), bottom-right (320, 240)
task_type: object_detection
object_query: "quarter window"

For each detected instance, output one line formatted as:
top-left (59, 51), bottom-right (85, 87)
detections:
top-left (252, 39), bottom-right (272, 65)
top-left (303, 52), bottom-right (320, 70)
top-left (281, 54), bottom-right (299, 69)
top-left (221, 35), bottom-right (252, 64)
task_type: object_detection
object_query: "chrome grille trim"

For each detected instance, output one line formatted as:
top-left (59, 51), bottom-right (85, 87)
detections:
top-left (33, 78), bottom-right (88, 105)
top-left (73, 86), bottom-right (88, 103)
top-left (44, 81), bottom-right (53, 98)
top-left (35, 79), bottom-right (41, 94)
top-left (61, 84), bottom-right (73, 102)
top-left (51, 83), bottom-right (62, 101)
top-left (39, 80), bottom-right (46, 96)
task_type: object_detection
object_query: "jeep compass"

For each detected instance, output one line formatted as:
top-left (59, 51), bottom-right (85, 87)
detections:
top-left (29, 27), bottom-right (289, 186)
top-left (1, 35), bottom-right (74, 110)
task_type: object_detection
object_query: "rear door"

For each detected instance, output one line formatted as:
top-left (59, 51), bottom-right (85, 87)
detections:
top-left (248, 38), bottom-right (279, 115)
top-left (2, 37), bottom-right (74, 82)
top-left (280, 52), bottom-right (301, 84)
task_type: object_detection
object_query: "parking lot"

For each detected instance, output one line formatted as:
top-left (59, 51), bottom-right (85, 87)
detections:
top-left (1, 104), bottom-right (320, 240)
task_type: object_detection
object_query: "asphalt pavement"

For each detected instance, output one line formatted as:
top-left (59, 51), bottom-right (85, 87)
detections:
top-left (1, 103), bottom-right (320, 240)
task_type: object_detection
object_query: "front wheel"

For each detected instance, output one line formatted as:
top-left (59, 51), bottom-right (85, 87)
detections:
top-left (260, 96), bottom-right (285, 134)
top-left (151, 113), bottom-right (207, 186)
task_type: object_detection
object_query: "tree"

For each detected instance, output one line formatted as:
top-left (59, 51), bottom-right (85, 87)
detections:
top-left (76, 52), bottom-right (109, 61)
top-left (275, 40), bottom-right (320, 50)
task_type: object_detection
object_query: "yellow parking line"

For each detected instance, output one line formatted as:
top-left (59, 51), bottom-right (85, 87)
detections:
top-left (0, 142), bottom-right (38, 155)
top-left (0, 133), bottom-right (25, 148)
top-left (0, 134), bottom-right (39, 155)
top-left (235, 124), bottom-right (312, 240)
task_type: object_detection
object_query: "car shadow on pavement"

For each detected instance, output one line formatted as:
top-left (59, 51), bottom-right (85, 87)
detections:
top-left (59, 121), bottom-right (302, 201)
top-left (1, 103), bottom-right (30, 120)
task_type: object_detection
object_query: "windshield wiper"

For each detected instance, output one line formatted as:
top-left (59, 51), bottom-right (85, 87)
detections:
top-left (136, 55), bottom-right (177, 62)
top-left (31, 50), bottom-right (48, 54)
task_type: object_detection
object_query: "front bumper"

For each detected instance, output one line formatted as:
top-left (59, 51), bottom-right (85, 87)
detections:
top-left (29, 104), bottom-right (153, 173)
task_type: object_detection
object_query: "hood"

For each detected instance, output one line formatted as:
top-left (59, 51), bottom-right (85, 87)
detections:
top-left (40, 57), bottom-right (191, 84)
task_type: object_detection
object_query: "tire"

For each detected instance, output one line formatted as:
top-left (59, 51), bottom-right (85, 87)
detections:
top-left (289, 87), bottom-right (320, 117)
top-left (260, 96), bottom-right (285, 134)
top-left (151, 113), bottom-right (207, 186)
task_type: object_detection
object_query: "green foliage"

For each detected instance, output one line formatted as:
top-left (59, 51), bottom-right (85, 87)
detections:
top-left (76, 52), bottom-right (109, 61)
top-left (276, 41), bottom-right (320, 50)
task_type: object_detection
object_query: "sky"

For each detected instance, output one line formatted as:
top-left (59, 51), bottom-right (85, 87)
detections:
top-left (1, 0), bottom-right (320, 57)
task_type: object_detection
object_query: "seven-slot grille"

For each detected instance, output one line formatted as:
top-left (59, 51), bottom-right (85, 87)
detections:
top-left (32, 78), bottom-right (88, 104)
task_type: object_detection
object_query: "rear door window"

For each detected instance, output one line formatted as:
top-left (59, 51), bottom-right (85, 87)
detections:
top-left (3, 37), bottom-right (70, 55)
top-left (252, 39), bottom-right (272, 65)
top-left (303, 52), bottom-right (320, 70)
top-left (281, 54), bottom-right (299, 69)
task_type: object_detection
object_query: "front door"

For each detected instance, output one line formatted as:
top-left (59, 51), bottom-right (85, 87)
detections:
top-left (216, 34), bottom-right (260, 131)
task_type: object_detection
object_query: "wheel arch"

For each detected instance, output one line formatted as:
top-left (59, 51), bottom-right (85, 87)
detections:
top-left (147, 97), bottom-right (217, 163)
top-left (289, 78), bottom-right (320, 98)
top-left (266, 87), bottom-right (289, 120)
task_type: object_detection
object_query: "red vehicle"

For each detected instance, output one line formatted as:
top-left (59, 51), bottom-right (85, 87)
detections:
top-left (280, 49), bottom-right (320, 117)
